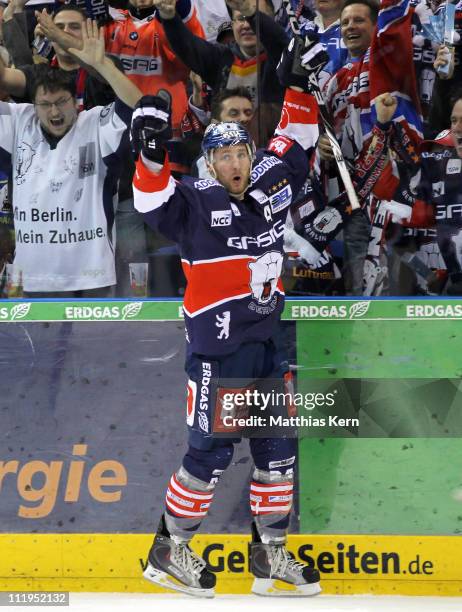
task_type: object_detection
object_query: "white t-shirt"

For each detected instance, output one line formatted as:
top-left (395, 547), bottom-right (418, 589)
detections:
top-left (0, 101), bottom-right (129, 292)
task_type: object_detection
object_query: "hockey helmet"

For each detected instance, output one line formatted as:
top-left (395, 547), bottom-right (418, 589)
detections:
top-left (202, 121), bottom-right (255, 164)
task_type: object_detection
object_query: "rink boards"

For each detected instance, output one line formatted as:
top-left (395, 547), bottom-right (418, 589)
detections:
top-left (1, 534), bottom-right (462, 596)
top-left (1, 298), bottom-right (462, 596)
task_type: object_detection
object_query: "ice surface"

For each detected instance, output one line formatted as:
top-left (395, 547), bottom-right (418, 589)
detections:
top-left (11, 593), bottom-right (462, 612)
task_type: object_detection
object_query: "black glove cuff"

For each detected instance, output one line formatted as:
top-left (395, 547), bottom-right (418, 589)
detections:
top-left (143, 148), bottom-right (167, 164)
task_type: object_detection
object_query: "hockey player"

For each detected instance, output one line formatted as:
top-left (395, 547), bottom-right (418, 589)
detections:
top-left (131, 78), bottom-right (322, 595)
top-left (188, 86), bottom-right (255, 178)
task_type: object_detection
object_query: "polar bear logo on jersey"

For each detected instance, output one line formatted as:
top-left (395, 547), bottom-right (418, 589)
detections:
top-left (248, 252), bottom-right (283, 304)
top-left (16, 142), bottom-right (36, 185)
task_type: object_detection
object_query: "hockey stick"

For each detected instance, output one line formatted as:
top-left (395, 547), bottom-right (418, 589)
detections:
top-left (362, 198), bottom-right (389, 295)
top-left (282, 0), bottom-right (361, 211)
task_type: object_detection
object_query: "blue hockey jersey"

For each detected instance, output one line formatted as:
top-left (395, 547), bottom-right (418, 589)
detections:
top-left (133, 89), bottom-right (318, 355)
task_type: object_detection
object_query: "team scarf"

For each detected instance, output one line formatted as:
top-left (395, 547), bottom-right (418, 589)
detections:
top-left (325, 0), bottom-right (423, 162)
top-left (319, 0), bottom-right (425, 295)
top-left (369, 0), bottom-right (423, 148)
top-left (363, 0), bottom-right (426, 296)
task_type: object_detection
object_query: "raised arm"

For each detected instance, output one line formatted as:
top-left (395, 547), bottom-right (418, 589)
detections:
top-left (429, 46), bottom-right (457, 134)
top-left (131, 94), bottom-right (189, 241)
top-left (68, 20), bottom-right (142, 108)
top-left (2, 0), bottom-right (29, 23)
top-left (0, 53), bottom-right (27, 98)
top-left (35, 9), bottom-right (84, 54)
top-left (226, 0), bottom-right (288, 65)
top-left (2, 10), bottom-right (34, 67)
top-left (153, 0), bottom-right (232, 90)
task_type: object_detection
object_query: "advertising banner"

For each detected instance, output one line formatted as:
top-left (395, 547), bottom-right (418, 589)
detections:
top-left (1, 534), bottom-right (460, 596)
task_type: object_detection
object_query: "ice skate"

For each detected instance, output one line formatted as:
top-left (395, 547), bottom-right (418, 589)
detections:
top-left (143, 515), bottom-right (216, 598)
top-left (249, 523), bottom-right (321, 597)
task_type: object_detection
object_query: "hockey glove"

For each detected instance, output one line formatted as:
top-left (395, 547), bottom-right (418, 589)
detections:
top-left (299, 23), bottom-right (330, 76)
top-left (284, 225), bottom-right (323, 266)
top-left (130, 93), bottom-right (172, 163)
top-left (277, 28), bottom-right (329, 93)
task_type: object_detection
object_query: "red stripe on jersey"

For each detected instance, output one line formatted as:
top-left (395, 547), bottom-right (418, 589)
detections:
top-left (249, 481), bottom-right (293, 516)
top-left (182, 257), bottom-right (254, 315)
top-left (165, 474), bottom-right (214, 518)
top-left (181, 258), bottom-right (285, 315)
top-left (134, 155), bottom-right (172, 193)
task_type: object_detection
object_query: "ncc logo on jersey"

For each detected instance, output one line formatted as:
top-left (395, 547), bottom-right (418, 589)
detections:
top-left (211, 210), bottom-right (232, 227)
top-left (446, 159), bottom-right (462, 175)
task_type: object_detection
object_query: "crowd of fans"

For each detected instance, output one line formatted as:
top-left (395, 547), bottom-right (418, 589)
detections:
top-left (0, 0), bottom-right (460, 299)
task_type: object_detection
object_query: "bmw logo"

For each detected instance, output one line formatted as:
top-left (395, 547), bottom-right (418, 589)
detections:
top-left (129, 32), bottom-right (139, 41)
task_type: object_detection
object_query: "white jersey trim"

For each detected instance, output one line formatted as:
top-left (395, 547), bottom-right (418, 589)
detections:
top-left (165, 499), bottom-right (208, 517)
top-left (169, 476), bottom-right (214, 501)
top-left (181, 254), bottom-right (253, 266)
top-left (133, 177), bottom-right (176, 213)
top-left (183, 292), bottom-right (251, 318)
top-left (250, 483), bottom-right (294, 493)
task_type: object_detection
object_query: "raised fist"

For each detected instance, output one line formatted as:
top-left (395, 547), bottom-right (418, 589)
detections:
top-left (130, 93), bottom-right (172, 162)
top-left (152, 0), bottom-right (176, 20)
top-left (299, 24), bottom-right (330, 75)
top-left (374, 92), bottom-right (398, 124)
top-left (277, 30), bottom-right (329, 93)
top-left (225, 0), bottom-right (256, 17)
